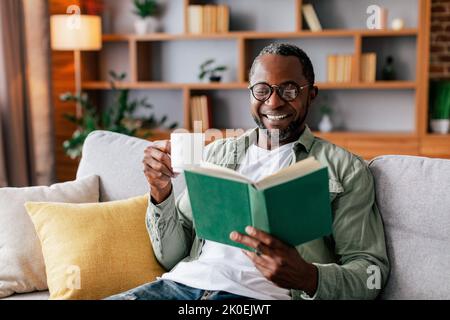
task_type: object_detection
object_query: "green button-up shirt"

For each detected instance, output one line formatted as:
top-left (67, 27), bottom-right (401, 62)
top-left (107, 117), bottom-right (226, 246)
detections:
top-left (146, 126), bottom-right (390, 300)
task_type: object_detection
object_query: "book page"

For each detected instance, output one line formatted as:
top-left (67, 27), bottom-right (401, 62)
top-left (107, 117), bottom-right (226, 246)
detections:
top-left (187, 157), bottom-right (323, 189)
top-left (254, 157), bottom-right (323, 190)
top-left (187, 162), bottom-right (254, 184)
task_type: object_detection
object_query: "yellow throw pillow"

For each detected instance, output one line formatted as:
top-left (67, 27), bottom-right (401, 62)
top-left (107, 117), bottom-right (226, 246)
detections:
top-left (25, 194), bottom-right (165, 300)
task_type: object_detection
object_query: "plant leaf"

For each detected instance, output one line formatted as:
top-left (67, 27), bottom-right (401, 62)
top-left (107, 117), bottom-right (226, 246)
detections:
top-left (200, 59), bottom-right (215, 69)
top-left (214, 66), bottom-right (227, 72)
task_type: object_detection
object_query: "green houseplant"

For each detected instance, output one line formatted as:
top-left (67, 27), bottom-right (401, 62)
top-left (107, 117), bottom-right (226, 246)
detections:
top-left (61, 71), bottom-right (177, 159)
top-left (133, 0), bottom-right (159, 34)
top-left (430, 81), bottom-right (450, 134)
top-left (198, 59), bottom-right (228, 83)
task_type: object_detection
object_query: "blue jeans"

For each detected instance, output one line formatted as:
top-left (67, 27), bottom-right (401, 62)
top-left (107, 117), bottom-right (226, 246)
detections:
top-left (105, 279), bottom-right (255, 300)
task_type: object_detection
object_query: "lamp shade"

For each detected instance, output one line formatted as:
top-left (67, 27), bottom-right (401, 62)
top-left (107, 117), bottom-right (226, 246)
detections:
top-left (51, 15), bottom-right (102, 51)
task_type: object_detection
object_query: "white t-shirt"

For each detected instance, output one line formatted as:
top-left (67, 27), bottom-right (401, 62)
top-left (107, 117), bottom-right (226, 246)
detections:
top-left (161, 142), bottom-right (296, 300)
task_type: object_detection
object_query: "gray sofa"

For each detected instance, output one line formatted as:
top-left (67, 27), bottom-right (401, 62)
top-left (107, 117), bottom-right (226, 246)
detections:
top-left (4, 131), bottom-right (450, 300)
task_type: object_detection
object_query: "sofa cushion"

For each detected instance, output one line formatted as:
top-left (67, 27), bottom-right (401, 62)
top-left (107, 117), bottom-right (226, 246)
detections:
top-left (1, 290), bottom-right (50, 300)
top-left (369, 155), bottom-right (450, 299)
top-left (0, 175), bottom-right (99, 298)
top-left (77, 131), bottom-right (186, 202)
top-left (25, 195), bottom-right (165, 300)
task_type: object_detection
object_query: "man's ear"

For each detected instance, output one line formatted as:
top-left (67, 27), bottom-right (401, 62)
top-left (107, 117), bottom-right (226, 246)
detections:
top-left (309, 86), bottom-right (319, 101)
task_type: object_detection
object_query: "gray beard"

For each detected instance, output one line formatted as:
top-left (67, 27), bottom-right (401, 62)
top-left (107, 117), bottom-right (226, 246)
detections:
top-left (252, 114), bottom-right (305, 143)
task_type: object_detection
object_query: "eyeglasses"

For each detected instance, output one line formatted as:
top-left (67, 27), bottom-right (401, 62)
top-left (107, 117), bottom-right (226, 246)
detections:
top-left (248, 81), bottom-right (311, 102)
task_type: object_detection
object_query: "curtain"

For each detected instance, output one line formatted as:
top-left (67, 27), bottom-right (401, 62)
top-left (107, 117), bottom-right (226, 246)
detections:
top-left (0, 111), bottom-right (6, 187)
top-left (23, 0), bottom-right (55, 186)
top-left (0, 0), bottom-right (54, 187)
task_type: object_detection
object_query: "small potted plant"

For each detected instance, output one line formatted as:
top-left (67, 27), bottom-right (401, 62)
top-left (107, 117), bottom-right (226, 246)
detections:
top-left (198, 59), bottom-right (228, 83)
top-left (430, 81), bottom-right (450, 134)
top-left (133, 0), bottom-right (159, 35)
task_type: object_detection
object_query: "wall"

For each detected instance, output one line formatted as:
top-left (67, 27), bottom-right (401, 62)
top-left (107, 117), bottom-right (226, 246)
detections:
top-left (49, 0), bottom-right (437, 181)
top-left (430, 0), bottom-right (450, 79)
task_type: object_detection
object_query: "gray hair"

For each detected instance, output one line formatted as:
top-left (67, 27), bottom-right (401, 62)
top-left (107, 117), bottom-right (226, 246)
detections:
top-left (249, 43), bottom-right (315, 85)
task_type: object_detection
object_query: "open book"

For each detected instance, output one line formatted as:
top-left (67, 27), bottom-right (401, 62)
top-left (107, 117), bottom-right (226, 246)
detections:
top-left (184, 157), bottom-right (332, 249)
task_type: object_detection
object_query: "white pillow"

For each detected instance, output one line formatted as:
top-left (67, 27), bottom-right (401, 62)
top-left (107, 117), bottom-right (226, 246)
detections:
top-left (0, 175), bottom-right (100, 298)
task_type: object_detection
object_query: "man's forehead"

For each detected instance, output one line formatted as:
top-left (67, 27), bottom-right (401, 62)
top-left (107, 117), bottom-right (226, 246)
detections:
top-left (252, 54), bottom-right (305, 82)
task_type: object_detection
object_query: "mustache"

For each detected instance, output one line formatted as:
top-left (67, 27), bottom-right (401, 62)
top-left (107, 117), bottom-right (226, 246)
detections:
top-left (252, 108), bottom-right (309, 142)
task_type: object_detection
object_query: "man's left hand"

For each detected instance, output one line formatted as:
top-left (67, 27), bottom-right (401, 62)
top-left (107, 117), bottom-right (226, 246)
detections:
top-left (230, 226), bottom-right (318, 297)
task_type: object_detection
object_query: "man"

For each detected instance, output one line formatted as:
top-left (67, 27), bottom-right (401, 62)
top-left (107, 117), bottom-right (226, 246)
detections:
top-left (107, 43), bottom-right (390, 300)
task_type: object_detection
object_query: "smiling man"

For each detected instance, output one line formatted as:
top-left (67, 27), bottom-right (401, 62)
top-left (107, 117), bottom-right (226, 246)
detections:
top-left (107, 43), bottom-right (390, 300)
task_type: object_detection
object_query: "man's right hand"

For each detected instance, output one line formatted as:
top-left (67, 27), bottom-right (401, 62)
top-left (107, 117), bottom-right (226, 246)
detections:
top-left (143, 140), bottom-right (175, 204)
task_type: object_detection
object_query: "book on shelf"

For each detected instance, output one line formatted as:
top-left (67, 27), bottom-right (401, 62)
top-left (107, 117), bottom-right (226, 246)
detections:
top-left (188, 5), bottom-right (203, 34)
top-left (188, 4), bottom-right (229, 34)
top-left (203, 5), bottom-right (212, 34)
top-left (210, 5), bottom-right (218, 33)
top-left (327, 54), bottom-right (353, 82)
top-left (336, 55), bottom-right (345, 82)
top-left (217, 5), bottom-right (230, 33)
top-left (327, 55), bottom-right (337, 83)
top-left (344, 55), bottom-right (352, 82)
top-left (302, 4), bottom-right (322, 32)
top-left (184, 157), bottom-right (333, 249)
top-left (200, 95), bottom-right (212, 130)
top-left (361, 53), bottom-right (377, 82)
top-left (190, 96), bottom-right (201, 129)
top-left (190, 95), bottom-right (212, 131)
top-left (190, 96), bottom-right (199, 128)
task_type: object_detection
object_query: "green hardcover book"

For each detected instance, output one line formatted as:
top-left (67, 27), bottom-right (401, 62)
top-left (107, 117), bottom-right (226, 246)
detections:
top-left (184, 157), bottom-right (332, 250)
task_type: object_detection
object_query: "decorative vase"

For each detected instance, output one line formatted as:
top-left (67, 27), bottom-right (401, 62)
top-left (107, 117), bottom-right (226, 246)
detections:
top-left (382, 56), bottom-right (396, 81)
top-left (319, 114), bottom-right (333, 133)
top-left (134, 18), bottom-right (149, 35)
top-left (134, 17), bottom-right (159, 35)
top-left (209, 75), bottom-right (222, 83)
top-left (430, 119), bottom-right (450, 134)
top-left (391, 18), bottom-right (405, 31)
top-left (147, 16), bottom-right (159, 33)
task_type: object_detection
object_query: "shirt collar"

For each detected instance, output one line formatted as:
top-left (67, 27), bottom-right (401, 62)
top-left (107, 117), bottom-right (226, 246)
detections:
top-left (295, 125), bottom-right (315, 153)
top-left (238, 125), bottom-right (315, 154)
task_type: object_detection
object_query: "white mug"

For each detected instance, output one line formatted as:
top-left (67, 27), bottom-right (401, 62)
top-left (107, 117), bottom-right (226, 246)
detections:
top-left (170, 133), bottom-right (205, 173)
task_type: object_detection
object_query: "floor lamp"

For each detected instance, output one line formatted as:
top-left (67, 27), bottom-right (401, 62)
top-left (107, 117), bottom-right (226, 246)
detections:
top-left (50, 15), bottom-right (102, 118)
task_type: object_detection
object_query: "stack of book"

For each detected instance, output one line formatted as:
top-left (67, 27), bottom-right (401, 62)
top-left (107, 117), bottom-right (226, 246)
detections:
top-left (190, 95), bottom-right (212, 131)
top-left (187, 5), bottom-right (230, 34)
top-left (360, 53), bottom-right (377, 82)
top-left (327, 55), bottom-right (353, 82)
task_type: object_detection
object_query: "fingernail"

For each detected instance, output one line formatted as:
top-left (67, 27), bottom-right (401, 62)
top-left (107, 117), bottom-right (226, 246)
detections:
top-left (245, 226), bottom-right (254, 235)
top-left (230, 232), bottom-right (237, 240)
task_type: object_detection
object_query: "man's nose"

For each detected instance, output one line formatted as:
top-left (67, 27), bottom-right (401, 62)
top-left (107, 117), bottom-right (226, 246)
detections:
top-left (264, 89), bottom-right (284, 108)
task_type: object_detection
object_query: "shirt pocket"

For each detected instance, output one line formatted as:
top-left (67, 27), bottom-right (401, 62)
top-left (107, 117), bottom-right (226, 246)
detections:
top-left (329, 179), bottom-right (344, 202)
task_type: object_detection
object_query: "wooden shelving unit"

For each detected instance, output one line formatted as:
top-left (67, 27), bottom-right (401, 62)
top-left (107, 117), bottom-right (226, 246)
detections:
top-left (76, 0), bottom-right (441, 160)
top-left (420, 135), bottom-right (450, 158)
top-left (102, 29), bottom-right (419, 42)
top-left (82, 81), bottom-right (417, 91)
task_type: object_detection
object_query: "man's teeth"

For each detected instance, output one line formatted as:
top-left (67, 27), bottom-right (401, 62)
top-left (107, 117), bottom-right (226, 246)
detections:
top-left (266, 114), bottom-right (290, 120)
